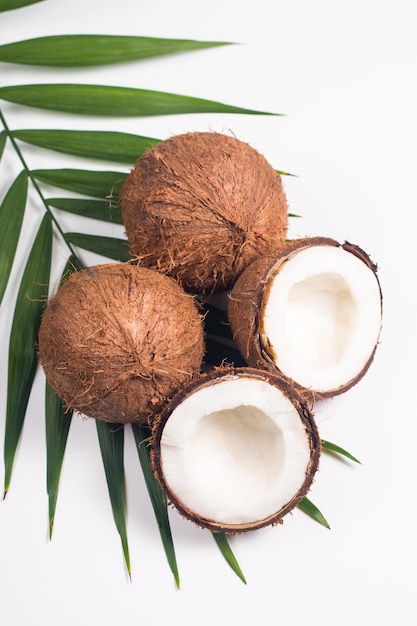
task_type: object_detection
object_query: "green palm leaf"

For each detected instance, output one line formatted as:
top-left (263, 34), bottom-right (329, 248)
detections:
top-left (297, 497), bottom-right (330, 529)
top-left (48, 198), bottom-right (122, 224)
top-left (321, 439), bottom-right (361, 464)
top-left (212, 532), bottom-right (247, 584)
top-left (96, 421), bottom-right (131, 579)
top-left (0, 34), bottom-right (231, 66)
top-left (0, 84), bottom-right (275, 117)
top-left (3, 212), bottom-right (52, 496)
top-left (31, 169), bottom-right (126, 199)
top-left (132, 425), bottom-right (180, 589)
top-left (45, 383), bottom-right (72, 539)
top-left (13, 129), bottom-right (159, 164)
top-left (45, 255), bottom-right (80, 539)
top-left (0, 2), bottom-right (337, 585)
top-left (0, 0), bottom-right (44, 12)
top-left (0, 171), bottom-right (28, 306)
top-left (64, 233), bottom-right (129, 262)
top-left (0, 130), bottom-right (6, 159)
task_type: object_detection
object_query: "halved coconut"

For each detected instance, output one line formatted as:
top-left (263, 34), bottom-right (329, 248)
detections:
top-left (228, 238), bottom-right (382, 400)
top-left (151, 367), bottom-right (320, 533)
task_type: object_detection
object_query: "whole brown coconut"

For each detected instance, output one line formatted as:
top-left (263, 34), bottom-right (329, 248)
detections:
top-left (120, 131), bottom-right (288, 294)
top-left (38, 263), bottom-right (204, 425)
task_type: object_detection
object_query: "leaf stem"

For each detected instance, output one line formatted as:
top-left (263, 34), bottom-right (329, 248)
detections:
top-left (0, 107), bottom-right (81, 264)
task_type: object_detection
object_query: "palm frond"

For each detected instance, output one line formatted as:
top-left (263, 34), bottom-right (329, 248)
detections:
top-left (96, 421), bottom-right (131, 579)
top-left (45, 255), bottom-right (79, 538)
top-left (0, 83), bottom-right (277, 117)
top-left (47, 198), bottom-right (122, 224)
top-left (0, 130), bottom-right (6, 159)
top-left (0, 1), bottom-right (357, 587)
top-left (45, 383), bottom-right (73, 539)
top-left (3, 213), bottom-right (52, 496)
top-left (31, 169), bottom-right (126, 199)
top-left (0, 171), bottom-right (28, 306)
top-left (132, 425), bottom-right (180, 589)
top-left (12, 129), bottom-right (159, 164)
top-left (0, 34), bottom-right (232, 66)
top-left (64, 233), bottom-right (129, 262)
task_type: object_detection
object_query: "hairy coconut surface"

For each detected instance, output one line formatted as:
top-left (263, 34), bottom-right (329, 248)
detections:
top-left (38, 263), bottom-right (204, 425)
top-left (151, 367), bottom-right (320, 533)
top-left (228, 238), bottom-right (382, 400)
top-left (120, 131), bottom-right (288, 294)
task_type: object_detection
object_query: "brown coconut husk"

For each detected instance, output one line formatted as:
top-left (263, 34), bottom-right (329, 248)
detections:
top-left (227, 237), bottom-right (382, 402)
top-left (151, 366), bottom-right (321, 534)
top-left (120, 131), bottom-right (288, 294)
top-left (38, 263), bottom-right (204, 425)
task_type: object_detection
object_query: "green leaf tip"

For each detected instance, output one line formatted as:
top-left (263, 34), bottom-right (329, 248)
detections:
top-left (132, 425), bottom-right (180, 589)
top-left (3, 212), bottom-right (52, 494)
top-left (297, 497), bottom-right (330, 529)
top-left (96, 421), bottom-right (131, 579)
top-left (46, 381), bottom-right (73, 542)
top-left (212, 532), bottom-right (247, 584)
top-left (321, 439), bottom-right (361, 464)
top-left (276, 169), bottom-right (297, 177)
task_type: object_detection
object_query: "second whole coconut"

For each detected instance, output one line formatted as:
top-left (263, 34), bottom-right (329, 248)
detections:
top-left (38, 263), bottom-right (205, 425)
top-left (120, 131), bottom-right (288, 294)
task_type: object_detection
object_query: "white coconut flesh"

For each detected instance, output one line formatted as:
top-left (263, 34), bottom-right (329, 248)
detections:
top-left (159, 376), bottom-right (312, 525)
top-left (262, 245), bottom-right (382, 392)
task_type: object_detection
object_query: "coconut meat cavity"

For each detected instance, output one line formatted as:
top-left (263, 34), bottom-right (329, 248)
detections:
top-left (159, 377), bottom-right (312, 525)
top-left (262, 245), bottom-right (382, 391)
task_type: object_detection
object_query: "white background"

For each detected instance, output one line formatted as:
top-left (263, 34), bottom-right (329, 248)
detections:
top-left (1, 0), bottom-right (416, 624)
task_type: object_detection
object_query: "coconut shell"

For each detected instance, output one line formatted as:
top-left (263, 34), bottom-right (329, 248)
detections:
top-left (120, 131), bottom-right (288, 294)
top-left (227, 237), bottom-right (382, 402)
top-left (38, 263), bottom-right (204, 425)
top-left (151, 366), bottom-right (321, 533)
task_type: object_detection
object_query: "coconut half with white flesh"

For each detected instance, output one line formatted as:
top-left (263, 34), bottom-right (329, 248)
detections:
top-left (228, 237), bottom-right (383, 400)
top-left (151, 367), bottom-right (320, 533)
